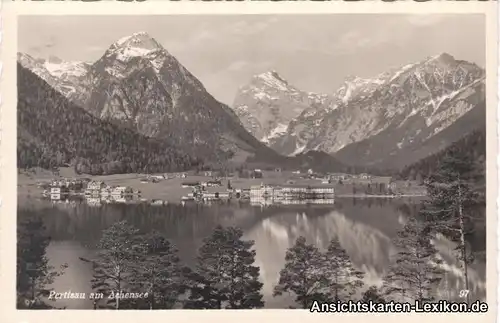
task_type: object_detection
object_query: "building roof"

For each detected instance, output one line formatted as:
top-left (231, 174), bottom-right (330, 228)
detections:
top-left (371, 176), bottom-right (393, 184)
top-left (204, 187), bottom-right (231, 193)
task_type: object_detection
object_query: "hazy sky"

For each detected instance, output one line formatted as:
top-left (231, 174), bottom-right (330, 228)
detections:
top-left (18, 14), bottom-right (485, 105)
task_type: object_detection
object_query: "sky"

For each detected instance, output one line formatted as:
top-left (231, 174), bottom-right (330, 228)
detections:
top-left (18, 14), bottom-right (485, 105)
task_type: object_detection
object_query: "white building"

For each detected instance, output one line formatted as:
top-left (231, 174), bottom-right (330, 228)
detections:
top-left (111, 186), bottom-right (133, 196)
top-left (87, 181), bottom-right (105, 190)
top-left (50, 187), bottom-right (69, 194)
top-left (51, 187), bottom-right (61, 194)
top-left (250, 184), bottom-right (276, 199)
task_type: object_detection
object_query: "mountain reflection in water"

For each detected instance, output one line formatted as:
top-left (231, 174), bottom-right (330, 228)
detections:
top-left (18, 197), bottom-right (486, 309)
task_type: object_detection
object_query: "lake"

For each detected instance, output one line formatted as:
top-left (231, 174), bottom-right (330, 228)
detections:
top-left (17, 196), bottom-right (486, 309)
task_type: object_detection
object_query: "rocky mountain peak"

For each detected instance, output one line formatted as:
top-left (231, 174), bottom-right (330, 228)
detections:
top-left (268, 70), bottom-right (287, 82)
top-left (110, 31), bottom-right (163, 52)
top-left (418, 52), bottom-right (482, 74)
top-left (17, 52), bottom-right (42, 66)
top-left (251, 70), bottom-right (292, 91)
top-left (103, 31), bottom-right (167, 65)
top-left (89, 31), bottom-right (181, 80)
top-left (428, 52), bottom-right (456, 65)
top-left (232, 69), bottom-right (334, 144)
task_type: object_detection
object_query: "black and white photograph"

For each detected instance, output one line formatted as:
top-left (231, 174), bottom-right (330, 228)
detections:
top-left (14, 11), bottom-right (492, 311)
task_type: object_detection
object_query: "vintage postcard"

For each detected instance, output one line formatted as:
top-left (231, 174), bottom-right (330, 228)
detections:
top-left (0, 1), bottom-right (498, 323)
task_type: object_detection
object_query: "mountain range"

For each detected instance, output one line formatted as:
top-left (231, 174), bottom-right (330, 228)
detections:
top-left (232, 53), bottom-right (486, 170)
top-left (17, 32), bottom-right (347, 174)
top-left (18, 33), bottom-right (289, 169)
top-left (18, 32), bottom-right (486, 175)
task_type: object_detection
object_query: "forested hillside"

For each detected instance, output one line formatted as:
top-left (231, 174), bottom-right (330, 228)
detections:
top-left (398, 128), bottom-right (486, 195)
top-left (17, 63), bottom-right (200, 175)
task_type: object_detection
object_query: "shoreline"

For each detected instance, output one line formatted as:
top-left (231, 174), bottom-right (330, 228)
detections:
top-left (18, 168), bottom-right (427, 203)
top-left (19, 187), bottom-right (427, 204)
top-left (335, 194), bottom-right (427, 198)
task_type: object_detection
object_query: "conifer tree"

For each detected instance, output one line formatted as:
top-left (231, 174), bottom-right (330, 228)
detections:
top-left (273, 236), bottom-right (329, 308)
top-left (322, 238), bottom-right (364, 301)
top-left (185, 226), bottom-right (264, 309)
top-left (90, 220), bottom-right (145, 309)
top-left (127, 231), bottom-right (189, 309)
top-left (420, 146), bottom-right (482, 304)
top-left (382, 217), bottom-right (443, 303)
top-left (17, 213), bottom-right (67, 309)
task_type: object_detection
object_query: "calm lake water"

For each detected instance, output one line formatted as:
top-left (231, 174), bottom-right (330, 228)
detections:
top-left (18, 196), bottom-right (486, 309)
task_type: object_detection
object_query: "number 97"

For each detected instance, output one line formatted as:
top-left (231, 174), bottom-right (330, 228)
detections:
top-left (459, 290), bottom-right (470, 298)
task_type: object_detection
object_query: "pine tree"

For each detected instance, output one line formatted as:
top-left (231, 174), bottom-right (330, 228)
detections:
top-left (17, 213), bottom-right (67, 308)
top-left (126, 231), bottom-right (189, 309)
top-left (382, 217), bottom-right (443, 303)
top-left (185, 226), bottom-right (264, 309)
top-left (322, 238), bottom-right (364, 301)
top-left (273, 236), bottom-right (329, 309)
top-left (90, 220), bottom-right (145, 309)
top-left (420, 146), bottom-right (482, 304)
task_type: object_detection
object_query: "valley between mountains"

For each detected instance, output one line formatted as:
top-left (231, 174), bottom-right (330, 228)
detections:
top-left (17, 32), bottom-right (486, 178)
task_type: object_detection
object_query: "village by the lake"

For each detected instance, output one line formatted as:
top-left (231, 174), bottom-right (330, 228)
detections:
top-left (20, 166), bottom-right (427, 207)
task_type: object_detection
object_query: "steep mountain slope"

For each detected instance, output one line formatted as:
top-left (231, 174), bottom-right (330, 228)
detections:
top-left (58, 32), bottom-right (278, 163)
top-left (333, 73), bottom-right (485, 168)
top-left (398, 127), bottom-right (486, 183)
top-left (232, 71), bottom-right (333, 146)
top-left (340, 98), bottom-right (485, 171)
top-left (17, 52), bottom-right (90, 99)
top-left (17, 63), bottom-right (200, 175)
top-left (269, 75), bottom-right (389, 156)
top-left (272, 54), bottom-right (485, 167)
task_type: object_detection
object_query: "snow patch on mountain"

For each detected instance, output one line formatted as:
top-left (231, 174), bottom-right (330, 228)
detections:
top-left (254, 91), bottom-right (273, 101)
top-left (335, 75), bottom-right (385, 105)
top-left (262, 123), bottom-right (289, 144)
top-left (389, 62), bottom-right (418, 83)
top-left (291, 142), bottom-right (307, 156)
top-left (110, 31), bottom-right (163, 52)
top-left (258, 53), bottom-right (485, 160)
top-left (115, 47), bottom-right (158, 62)
top-left (44, 61), bottom-right (90, 78)
top-left (254, 71), bottom-right (292, 92)
top-left (17, 52), bottom-right (91, 100)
